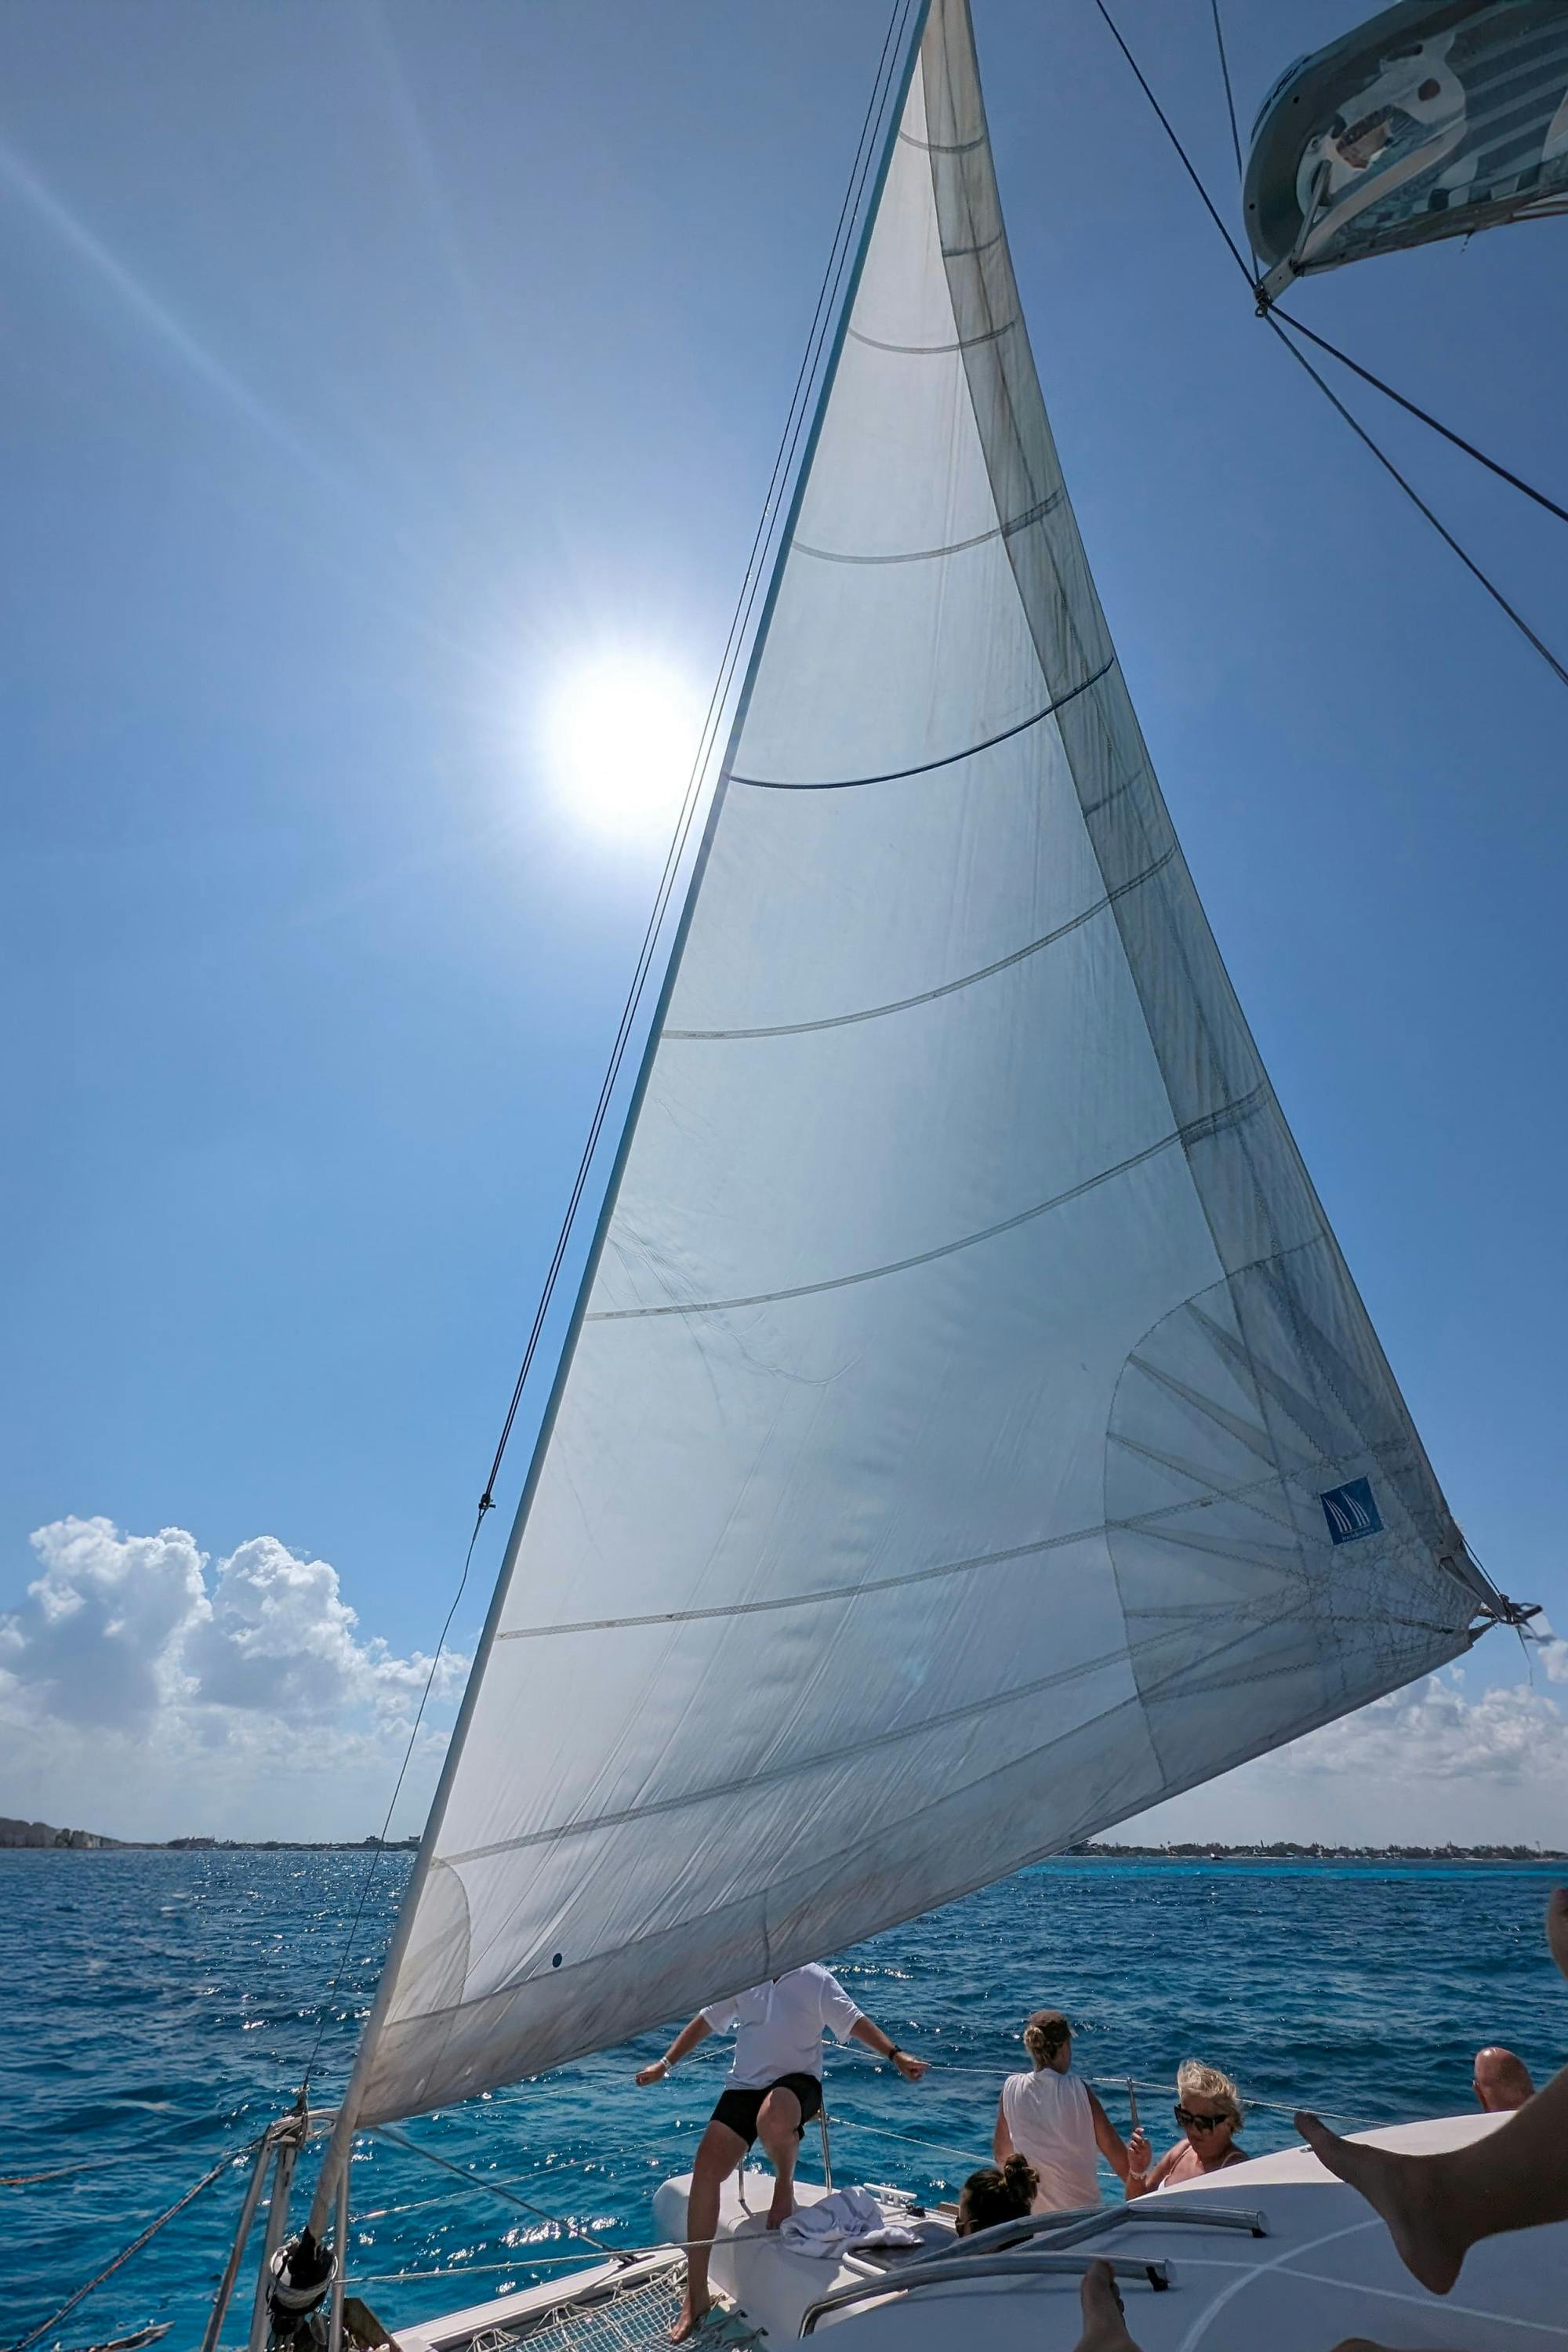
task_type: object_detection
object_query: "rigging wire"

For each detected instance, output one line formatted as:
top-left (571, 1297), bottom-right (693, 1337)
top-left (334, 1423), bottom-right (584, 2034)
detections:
top-left (1088, 0), bottom-right (1568, 694)
top-left (472, 0), bottom-right (915, 1523)
top-left (292, 0), bottom-right (916, 2109)
top-left (1264, 310), bottom-right (1568, 529)
top-left (296, 1517), bottom-right (484, 2097)
top-left (10, 2136), bottom-right (263, 2352)
top-left (1207, 0), bottom-right (1249, 237)
top-left (1091, 0), bottom-right (1254, 288)
top-left (1262, 321), bottom-right (1568, 692)
top-left (372, 2125), bottom-right (619, 2256)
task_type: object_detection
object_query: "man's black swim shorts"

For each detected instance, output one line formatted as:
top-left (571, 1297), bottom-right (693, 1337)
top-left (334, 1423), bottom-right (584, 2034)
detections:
top-left (710, 2071), bottom-right (823, 2147)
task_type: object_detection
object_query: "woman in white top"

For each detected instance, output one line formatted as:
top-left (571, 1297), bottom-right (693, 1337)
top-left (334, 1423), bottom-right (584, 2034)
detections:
top-left (993, 2008), bottom-right (1147, 2212)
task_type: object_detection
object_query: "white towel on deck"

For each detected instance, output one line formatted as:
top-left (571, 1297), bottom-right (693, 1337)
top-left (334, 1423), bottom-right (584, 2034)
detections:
top-left (778, 2186), bottom-right (922, 2258)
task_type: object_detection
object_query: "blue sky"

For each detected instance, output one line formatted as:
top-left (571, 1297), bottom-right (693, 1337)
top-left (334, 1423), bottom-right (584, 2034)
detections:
top-left (2, 1), bottom-right (1563, 1842)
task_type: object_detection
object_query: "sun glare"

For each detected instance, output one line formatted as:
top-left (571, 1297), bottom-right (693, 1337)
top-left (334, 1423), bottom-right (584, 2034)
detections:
top-left (544, 655), bottom-right (706, 839)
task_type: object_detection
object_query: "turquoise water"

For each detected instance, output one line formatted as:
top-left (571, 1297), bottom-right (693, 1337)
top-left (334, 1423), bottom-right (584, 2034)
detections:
top-left (5, 1852), bottom-right (1563, 2347)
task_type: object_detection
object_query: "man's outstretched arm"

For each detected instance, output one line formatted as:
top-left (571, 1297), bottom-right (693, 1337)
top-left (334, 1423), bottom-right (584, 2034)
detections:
top-left (635, 2013), bottom-right (712, 2085)
top-left (849, 2016), bottom-right (927, 2082)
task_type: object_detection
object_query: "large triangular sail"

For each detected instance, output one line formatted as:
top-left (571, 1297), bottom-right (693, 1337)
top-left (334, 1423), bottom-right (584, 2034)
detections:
top-left (338, 0), bottom-right (1498, 2137)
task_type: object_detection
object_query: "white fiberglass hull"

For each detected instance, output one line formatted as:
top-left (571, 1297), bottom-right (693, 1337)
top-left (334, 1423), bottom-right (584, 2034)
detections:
top-left (390, 2115), bottom-right (1566, 2351)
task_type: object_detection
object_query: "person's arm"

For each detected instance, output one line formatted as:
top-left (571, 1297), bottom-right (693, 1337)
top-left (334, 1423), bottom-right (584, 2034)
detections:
top-left (634, 2013), bottom-right (712, 2085)
top-left (993, 2092), bottom-right (1015, 2166)
top-left (1123, 2135), bottom-right (1165, 2201)
top-left (848, 2015), bottom-right (927, 2082)
top-left (1087, 2088), bottom-right (1132, 2182)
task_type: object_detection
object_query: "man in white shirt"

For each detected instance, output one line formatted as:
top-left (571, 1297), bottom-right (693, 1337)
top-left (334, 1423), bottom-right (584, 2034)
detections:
top-left (636, 1962), bottom-right (927, 2341)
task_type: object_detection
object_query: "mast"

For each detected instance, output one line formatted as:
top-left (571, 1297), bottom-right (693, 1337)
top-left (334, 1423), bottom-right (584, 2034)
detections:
top-left (303, 0), bottom-right (935, 2245)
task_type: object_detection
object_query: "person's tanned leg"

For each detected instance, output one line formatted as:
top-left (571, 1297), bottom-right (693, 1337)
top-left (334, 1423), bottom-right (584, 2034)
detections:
top-left (754, 2086), bottom-right (804, 2230)
top-left (1297, 1885), bottom-right (1568, 2295)
top-left (671, 2118), bottom-right (746, 2343)
top-left (1074, 2261), bottom-right (1140, 2352)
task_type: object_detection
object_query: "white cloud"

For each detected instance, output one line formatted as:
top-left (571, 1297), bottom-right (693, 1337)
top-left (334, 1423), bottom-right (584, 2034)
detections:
top-left (1, 1519), bottom-right (207, 1730)
top-left (0, 1517), bottom-right (466, 1839)
top-left (1123, 1663), bottom-right (1568, 1848)
top-left (1279, 1668), bottom-right (1568, 1785)
top-left (1538, 1639), bottom-right (1568, 1686)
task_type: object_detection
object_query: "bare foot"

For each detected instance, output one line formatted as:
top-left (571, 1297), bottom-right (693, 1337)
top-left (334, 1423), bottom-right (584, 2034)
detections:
top-left (765, 2181), bottom-right (796, 2230)
top-left (1077, 2259), bottom-right (1139, 2352)
top-left (1547, 1887), bottom-right (1568, 1983)
top-left (668, 2295), bottom-right (712, 2343)
top-left (1295, 2112), bottom-right (1462, 2296)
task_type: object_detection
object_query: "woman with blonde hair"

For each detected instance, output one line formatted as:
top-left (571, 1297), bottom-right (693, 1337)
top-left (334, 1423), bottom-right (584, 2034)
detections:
top-left (1124, 2060), bottom-right (1247, 2197)
top-left (993, 2008), bottom-right (1145, 2212)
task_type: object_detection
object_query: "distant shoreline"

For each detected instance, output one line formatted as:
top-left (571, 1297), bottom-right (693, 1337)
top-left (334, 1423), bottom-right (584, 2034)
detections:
top-left (2, 1822), bottom-right (1563, 1863)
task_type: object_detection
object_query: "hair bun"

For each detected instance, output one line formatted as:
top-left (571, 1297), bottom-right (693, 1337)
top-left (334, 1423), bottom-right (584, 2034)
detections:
top-left (1022, 2008), bottom-right (1072, 2064)
top-left (1003, 2154), bottom-right (1039, 2199)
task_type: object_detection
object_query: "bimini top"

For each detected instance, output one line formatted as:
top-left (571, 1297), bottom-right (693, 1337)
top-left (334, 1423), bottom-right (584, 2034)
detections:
top-left (1245, 0), bottom-right (1568, 296)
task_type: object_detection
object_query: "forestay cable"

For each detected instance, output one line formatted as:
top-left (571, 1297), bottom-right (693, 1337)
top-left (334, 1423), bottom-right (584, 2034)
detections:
top-left (292, 0), bottom-right (917, 2107)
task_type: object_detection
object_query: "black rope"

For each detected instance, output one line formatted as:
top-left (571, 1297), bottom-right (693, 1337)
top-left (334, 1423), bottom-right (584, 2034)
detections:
top-left (295, 0), bottom-right (918, 2105)
top-left (1261, 321), bottom-right (1568, 691)
top-left (1089, 0), bottom-right (1568, 695)
top-left (1208, 0), bottom-right (1247, 211)
top-left (1266, 309), bottom-right (1568, 528)
top-left (1090, 0), bottom-right (1253, 289)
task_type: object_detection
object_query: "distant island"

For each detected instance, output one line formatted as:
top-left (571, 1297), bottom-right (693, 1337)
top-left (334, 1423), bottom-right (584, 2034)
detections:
top-left (0, 1815), bottom-right (118, 1849)
top-left (3, 1817), bottom-right (1562, 1862)
top-left (0, 1816), bottom-right (420, 1853)
top-left (1069, 1839), bottom-right (1568, 1863)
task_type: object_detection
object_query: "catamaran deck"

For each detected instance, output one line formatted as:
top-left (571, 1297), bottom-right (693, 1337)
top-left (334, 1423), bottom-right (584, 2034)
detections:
top-left (390, 2114), bottom-right (1567, 2351)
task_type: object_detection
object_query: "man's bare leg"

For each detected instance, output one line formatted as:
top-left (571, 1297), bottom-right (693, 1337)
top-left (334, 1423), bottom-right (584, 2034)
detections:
top-left (1297, 1881), bottom-right (1568, 2296)
top-left (671, 2118), bottom-right (746, 2343)
top-left (1075, 2261), bottom-right (1140, 2352)
top-left (755, 2086), bottom-right (804, 2230)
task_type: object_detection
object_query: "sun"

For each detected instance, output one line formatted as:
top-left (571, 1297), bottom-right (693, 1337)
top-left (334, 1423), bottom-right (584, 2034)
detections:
top-left (543, 655), bottom-right (706, 839)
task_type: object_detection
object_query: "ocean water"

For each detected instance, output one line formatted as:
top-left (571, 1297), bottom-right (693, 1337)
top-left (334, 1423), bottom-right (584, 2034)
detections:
top-left (4, 1851), bottom-right (1563, 2347)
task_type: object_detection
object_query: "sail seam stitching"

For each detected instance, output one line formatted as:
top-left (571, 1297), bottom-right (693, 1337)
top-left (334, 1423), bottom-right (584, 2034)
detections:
top-left (445, 1566), bottom-right (1456, 1879)
top-left (848, 317), bottom-right (1016, 354)
top-left (663, 846), bottom-right (1174, 1040)
top-left (586, 1080), bottom-right (1268, 1322)
top-left (492, 1430), bottom-right (1372, 1645)
top-left (408, 1610), bottom-right (1471, 2030)
top-left (794, 488), bottom-right (1062, 567)
top-left (898, 127), bottom-right (985, 154)
top-left (443, 1643), bottom-right (1134, 1867)
top-left (727, 653), bottom-right (1113, 789)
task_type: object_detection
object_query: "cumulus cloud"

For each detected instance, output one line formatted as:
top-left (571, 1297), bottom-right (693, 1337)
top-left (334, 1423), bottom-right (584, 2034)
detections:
top-left (1, 1519), bottom-right (207, 1730)
top-left (1537, 1637), bottom-right (1568, 1686)
top-left (1277, 1668), bottom-right (1568, 1786)
top-left (0, 1517), bottom-right (466, 1833)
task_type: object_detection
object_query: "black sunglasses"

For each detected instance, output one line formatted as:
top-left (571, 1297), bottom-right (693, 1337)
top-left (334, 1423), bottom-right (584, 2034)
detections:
top-left (1173, 2104), bottom-right (1229, 2131)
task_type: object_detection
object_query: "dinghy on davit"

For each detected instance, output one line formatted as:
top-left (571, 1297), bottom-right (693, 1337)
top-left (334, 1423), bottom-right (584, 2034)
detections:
top-left (188, 0), bottom-right (1555, 2345)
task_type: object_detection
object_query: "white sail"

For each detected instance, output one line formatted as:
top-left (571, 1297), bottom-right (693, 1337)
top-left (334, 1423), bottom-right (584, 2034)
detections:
top-left (347, 0), bottom-right (1496, 2132)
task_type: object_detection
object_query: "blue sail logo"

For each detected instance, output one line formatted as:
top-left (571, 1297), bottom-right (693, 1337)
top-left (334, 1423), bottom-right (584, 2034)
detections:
top-left (1321, 1476), bottom-right (1383, 1545)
